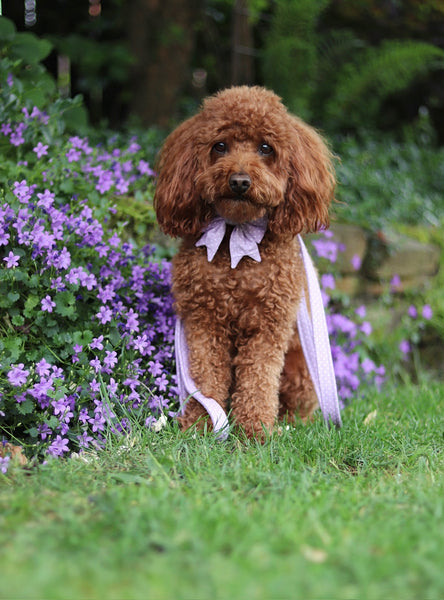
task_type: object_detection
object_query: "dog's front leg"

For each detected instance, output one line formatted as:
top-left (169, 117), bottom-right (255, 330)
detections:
top-left (231, 326), bottom-right (293, 439)
top-left (178, 317), bottom-right (233, 432)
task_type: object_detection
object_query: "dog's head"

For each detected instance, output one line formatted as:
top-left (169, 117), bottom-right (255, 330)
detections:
top-left (154, 86), bottom-right (335, 238)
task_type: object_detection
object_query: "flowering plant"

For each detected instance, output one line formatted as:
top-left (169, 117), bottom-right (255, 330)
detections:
top-left (0, 51), bottom-right (177, 460)
top-left (311, 231), bottom-right (386, 403)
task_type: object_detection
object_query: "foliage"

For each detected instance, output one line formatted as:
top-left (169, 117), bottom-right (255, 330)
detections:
top-left (1, 383), bottom-right (443, 599)
top-left (0, 43), bottom-right (176, 459)
top-left (263, 0), bottom-right (330, 120)
top-left (324, 40), bottom-right (444, 130)
top-left (0, 17), bottom-right (88, 133)
top-left (333, 130), bottom-right (444, 230)
top-left (261, 1), bottom-right (444, 131)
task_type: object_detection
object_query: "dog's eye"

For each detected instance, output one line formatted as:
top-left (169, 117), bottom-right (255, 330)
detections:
top-left (212, 142), bottom-right (227, 155)
top-left (259, 143), bottom-right (274, 156)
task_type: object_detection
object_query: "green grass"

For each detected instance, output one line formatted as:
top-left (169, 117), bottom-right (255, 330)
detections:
top-left (1, 382), bottom-right (443, 600)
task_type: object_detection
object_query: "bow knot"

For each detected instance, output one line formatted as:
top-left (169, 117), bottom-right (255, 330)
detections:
top-left (196, 216), bottom-right (268, 268)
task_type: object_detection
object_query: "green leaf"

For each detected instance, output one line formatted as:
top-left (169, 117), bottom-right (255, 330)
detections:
top-left (73, 330), bottom-right (94, 346)
top-left (7, 292), bottom-right (20, 305)
top-left (108, 327), bottom-right (120, 347)
top-left (29, 275), bottom-right (40, 289)
top-left (26, 427), bottom-right (39, 439)
top-left (24, 295), bottom-right (40, 317)
top-left (10, 32), bottom-right (53, 64)
top-left (55, 291), bottom-right (76, 318)
top-left (60, 102), bottom-right (89, 134)
top-left (60, 179), bottom-right (75, 194)
top-left (17, 399), bottom-right (35, 415)
top-left (2, 337), bottom-right (23, 362)
top-left (45, 416), bottom-right (59, 429)
top-left (11, 315), bottom-right (25, 327)
top-left (0, 17), bottom-right (16, 40)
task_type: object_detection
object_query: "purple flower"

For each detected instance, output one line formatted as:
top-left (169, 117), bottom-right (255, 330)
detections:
top-left (104, 350), bottom-right (118, 369)
top-left (90, 357), bottom-right (102, 373)
top-left (47, 435), bottom-right (70, 457)
top-left (8, 364), bottom-right (30, 387)
top-left (108, 233), bottom-right (120, 248)
top-left (321, 274), bottom-right (335, 290)
top-left (10, 130), bottom-right (25, 146)
top-left (3, 251), bottom-right (20, 268)
top-left (38, 423), bottom-right (52, 440)
top-left (0, 456), bottom-right (10, 474)
top-left (125, 309), bottom-right (140, 332)
top-left (360, 322), bottom-right (372, 336)
top-left (96, 306), bottom-right (112, 324)
top-left (90, 378), bottom-right (100, 393)
top-left (312, 239), bottom-right (339, 263)
top-left (33, 142), bottom-right (49, 158)
top-left (399, 340), bottom-right (411, 355)
top-left (351, 254), bottom-right (362, 271)
top-left (148, 360), bottom-right (163, 377)
top-left (66, 148), bottom-right (82, 163)
top-left (55, 247), bottom-right (71, 270)
top-left (138, 160), bottom-right (156, 176)
top-left (0, 230), bottom-right (10, 246)
top-left (96, 171), bottom-right (113, 193)
top-left (127, 141), bottom-right (141, 153)
top-left (36, 358), bottom-right (52, 377)
top-left (13, 180), bottom-right (33, 203)
top-left (408, 305), bottom-right (418, 318)
top-left (355, 305), bottom-right (366, 319)
top-left (1, 123), bottom-right (12, 136)
top-left (36, 189), bottom-right (55, 209)
top-left (422, 305), bottom-right (433, 320)
top-left (78, 431), bottom-right (94, 449)
top-left (41, 295), bottom-right (56, 313)
top-left (361, 358), bottom-right (376, 374)
top-left (155, 373), bottom-right (169, 392)
top-left (91, 336), bottom-right (104, 351)
top-left (390, 274), bottom-right (401, 291)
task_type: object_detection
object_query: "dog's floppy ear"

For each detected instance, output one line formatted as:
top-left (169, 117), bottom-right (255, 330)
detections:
top-left (154, 115), bottom-right (211, 237)
top-left (269, 117), bottom-right (335, 235)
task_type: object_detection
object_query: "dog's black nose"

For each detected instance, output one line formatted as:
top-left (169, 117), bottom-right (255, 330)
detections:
top-left (229, 172), bottom-right (251, 196)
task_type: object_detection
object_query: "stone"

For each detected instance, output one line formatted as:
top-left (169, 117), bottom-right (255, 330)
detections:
top-left (329, 223), bottom-right (368, 274)
top-left (366, 230), bottom-right (440, 281)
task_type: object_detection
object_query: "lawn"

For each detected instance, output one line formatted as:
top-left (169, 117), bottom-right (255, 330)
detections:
top-left (1, 381), bottom-right (443, 600)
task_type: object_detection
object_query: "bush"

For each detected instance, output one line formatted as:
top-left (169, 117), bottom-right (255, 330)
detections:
top-left (0, 37), bottom-right (176, 459)
top-left (334, 131), bottom-right (444, 230)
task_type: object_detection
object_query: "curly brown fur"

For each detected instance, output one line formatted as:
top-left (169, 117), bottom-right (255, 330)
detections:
top-left (154, 86), bottom-right (335, 439)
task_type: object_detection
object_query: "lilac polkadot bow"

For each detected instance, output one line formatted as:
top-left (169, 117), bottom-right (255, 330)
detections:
top-left (195, 215), bottom-right (268, 268)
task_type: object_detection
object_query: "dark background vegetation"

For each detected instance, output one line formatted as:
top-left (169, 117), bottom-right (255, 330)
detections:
top-left (4, 0), bottom-right (444, 140)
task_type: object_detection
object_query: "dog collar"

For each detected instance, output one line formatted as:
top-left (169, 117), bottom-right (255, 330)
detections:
top-left (195, 216), bottom-right (268, 268)
top-left (175, 235), bottom-right (342, 438)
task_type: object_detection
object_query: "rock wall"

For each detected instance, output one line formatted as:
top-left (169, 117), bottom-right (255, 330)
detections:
top-left (321, 224), bottom-right (441, 296)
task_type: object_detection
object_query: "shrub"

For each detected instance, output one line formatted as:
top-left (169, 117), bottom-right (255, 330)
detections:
top-left (334, 132), bottom-right (444, 230)
top-left (262, 1), bottom-right (444, 132)
top-left (0, 49), bottom-right (176, 459)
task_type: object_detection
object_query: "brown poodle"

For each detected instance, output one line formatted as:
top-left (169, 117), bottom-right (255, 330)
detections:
top-left (154, 86), bottom-right (336, 438)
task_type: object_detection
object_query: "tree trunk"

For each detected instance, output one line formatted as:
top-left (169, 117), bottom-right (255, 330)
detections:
top-left (127, 0), bottom-right (203, 127)
top-left (231, 0), bottom-right (255, 85)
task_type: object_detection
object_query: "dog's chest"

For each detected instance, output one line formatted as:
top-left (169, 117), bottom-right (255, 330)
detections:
top-left (172, 237), bottom-right (304, 322)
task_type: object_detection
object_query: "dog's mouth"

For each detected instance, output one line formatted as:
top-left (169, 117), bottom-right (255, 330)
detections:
top-left (213, 195), bottom-right (267, 225)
